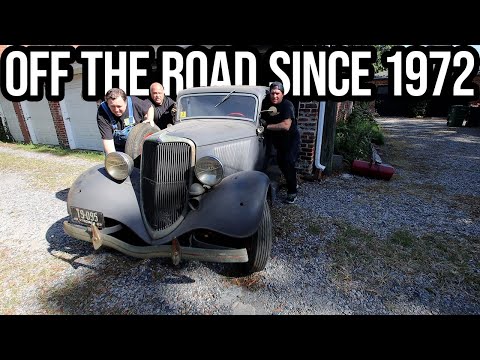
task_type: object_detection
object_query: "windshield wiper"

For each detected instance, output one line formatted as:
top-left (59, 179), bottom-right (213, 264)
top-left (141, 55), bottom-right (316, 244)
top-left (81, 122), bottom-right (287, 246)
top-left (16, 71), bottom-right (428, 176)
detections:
top-left (214, 90), bottom-right (235, 108)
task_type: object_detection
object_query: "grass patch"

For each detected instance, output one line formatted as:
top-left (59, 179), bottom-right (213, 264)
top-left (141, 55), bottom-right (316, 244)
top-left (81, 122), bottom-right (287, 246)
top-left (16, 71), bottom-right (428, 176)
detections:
top-left (226, 272), bottom-right (265, 291)
top-left (378, 133), bottom-right (433, 175)
top-left (451, 194), bottom-right (480, 219)
top-left (1, 142), bottom-right (104, 163)
top-left (380, 137), bottom-right (413, 169)
top-left (307, 223), bottom-right (323, 236)
top-left (0, 152), bottom-right (95, 191)
top-left (40, 255), bottom-right (147, 315)
top-left (0, 247), bottom-right (69, 314)
top-left (361, 181), bottom-right (446, 202)
top-left (390, 229), bottom-right (414, 247)
top-left (325, 224), bottom-right (480, 309)
top-left (270, 204), bottom-right (328, 242)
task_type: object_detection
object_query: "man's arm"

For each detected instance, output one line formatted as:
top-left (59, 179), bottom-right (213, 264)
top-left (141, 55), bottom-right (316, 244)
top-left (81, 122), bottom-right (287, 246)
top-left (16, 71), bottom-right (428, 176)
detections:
top-left (145, 105), bottom-right (155, 126)
top-left (170, 101), bottom-right (177, 114)
top-left (266, 100), bottom-right (295, 131)
top-left (103, 139), bottom-right (116, 154)
top-left (266, 118), bottom-right (292, 131)
top-left (134, 97), bottom-right (154, 127)
top-left (168, 99), bottom-right (177, 125)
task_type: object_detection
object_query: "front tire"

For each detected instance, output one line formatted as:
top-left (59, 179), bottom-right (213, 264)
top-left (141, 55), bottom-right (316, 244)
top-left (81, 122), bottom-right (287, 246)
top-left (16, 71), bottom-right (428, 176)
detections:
top-left (243, 200), bottom-right (272, 274)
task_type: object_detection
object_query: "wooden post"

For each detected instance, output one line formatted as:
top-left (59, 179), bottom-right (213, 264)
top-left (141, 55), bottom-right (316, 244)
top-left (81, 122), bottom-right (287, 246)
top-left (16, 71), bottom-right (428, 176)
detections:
top-left (320, 101), bottom-right (338, 176)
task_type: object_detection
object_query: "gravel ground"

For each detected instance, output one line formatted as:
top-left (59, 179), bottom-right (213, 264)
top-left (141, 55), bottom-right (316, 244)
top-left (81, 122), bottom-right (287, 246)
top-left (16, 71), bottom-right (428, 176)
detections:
top-left (1, 117), bottom-right (479, 315)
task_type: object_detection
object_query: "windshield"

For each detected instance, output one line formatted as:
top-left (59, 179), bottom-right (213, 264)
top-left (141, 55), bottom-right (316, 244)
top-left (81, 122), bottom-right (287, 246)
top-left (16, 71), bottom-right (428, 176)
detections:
top-left (177, 93), bottom-right (258, 121)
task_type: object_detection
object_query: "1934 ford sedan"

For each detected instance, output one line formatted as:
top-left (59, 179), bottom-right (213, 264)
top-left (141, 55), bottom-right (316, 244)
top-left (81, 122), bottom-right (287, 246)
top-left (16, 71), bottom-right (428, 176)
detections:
top-left (63, 85), bottom-right (275, 274)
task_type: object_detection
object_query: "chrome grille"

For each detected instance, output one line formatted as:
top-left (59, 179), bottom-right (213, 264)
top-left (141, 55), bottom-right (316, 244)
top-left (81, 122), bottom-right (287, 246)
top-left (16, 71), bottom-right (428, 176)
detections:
top-left (141, 141), bottom-right (192, 232)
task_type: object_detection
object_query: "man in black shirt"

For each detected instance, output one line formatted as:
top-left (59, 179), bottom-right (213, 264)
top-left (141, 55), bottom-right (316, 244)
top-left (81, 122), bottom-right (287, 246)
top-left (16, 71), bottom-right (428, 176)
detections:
top-left (97, 88), bottom-right (153, 154)
top-left (145, 82), bottom-right (177, 129)
top-left (262, 81), bottom-right (300, 204)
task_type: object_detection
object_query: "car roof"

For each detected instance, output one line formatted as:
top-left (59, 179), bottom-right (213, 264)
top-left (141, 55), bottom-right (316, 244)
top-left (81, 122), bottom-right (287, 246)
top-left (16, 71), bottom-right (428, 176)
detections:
top-left (177, 85), bottom-right (269, 99)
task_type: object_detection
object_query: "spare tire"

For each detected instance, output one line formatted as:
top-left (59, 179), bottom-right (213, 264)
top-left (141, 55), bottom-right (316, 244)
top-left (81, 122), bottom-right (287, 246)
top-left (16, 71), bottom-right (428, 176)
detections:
top-left (125, 122), bottom-right (161, 167)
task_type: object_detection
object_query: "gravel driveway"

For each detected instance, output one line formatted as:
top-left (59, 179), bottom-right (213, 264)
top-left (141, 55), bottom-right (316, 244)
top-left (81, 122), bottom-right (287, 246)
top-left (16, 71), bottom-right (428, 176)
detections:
top-left (1, 117), bottom-right (479, 315)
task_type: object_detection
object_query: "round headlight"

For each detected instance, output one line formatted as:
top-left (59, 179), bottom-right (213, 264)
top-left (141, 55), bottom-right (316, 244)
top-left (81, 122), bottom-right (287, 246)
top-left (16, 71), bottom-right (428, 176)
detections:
top-left (105, 152), bottom-right (134, 181)
top-left (195, 156), bottom-right (224, 186)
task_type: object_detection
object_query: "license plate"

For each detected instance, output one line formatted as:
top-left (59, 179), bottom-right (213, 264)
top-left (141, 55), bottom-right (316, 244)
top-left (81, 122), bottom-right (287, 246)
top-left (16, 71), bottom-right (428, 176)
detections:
top-left (70, 206), bottom-right (105, 228)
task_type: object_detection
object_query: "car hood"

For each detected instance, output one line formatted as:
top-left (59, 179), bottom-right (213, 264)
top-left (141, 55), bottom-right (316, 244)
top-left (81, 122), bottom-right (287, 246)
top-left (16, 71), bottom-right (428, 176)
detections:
top-left (162, 119), bottom-right (256, 147)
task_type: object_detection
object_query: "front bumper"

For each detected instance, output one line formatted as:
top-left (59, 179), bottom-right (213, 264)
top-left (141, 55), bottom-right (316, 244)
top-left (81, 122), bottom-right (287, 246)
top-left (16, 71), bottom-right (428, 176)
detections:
top-left (63, 221), bottom-right (249, 264)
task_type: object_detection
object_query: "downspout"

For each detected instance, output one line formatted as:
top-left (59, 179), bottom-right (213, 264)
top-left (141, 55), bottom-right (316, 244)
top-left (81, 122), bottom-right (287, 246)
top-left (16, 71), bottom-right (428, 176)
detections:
top-left (314, 101), bottom-right (326, 171)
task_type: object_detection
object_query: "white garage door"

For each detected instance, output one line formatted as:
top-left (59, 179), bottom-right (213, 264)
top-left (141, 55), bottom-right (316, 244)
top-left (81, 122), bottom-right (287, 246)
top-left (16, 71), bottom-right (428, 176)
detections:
top-left (21, 99), bottom-right (59, 145)
top-left (62, 76), bottom-right (102, 151)
top-left (0, 95), bottom-right (24, 142)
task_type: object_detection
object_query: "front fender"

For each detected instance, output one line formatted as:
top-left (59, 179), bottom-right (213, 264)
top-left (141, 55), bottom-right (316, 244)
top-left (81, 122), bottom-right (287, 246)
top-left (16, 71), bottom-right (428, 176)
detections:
top-left (66, 164), bottom-right (150, 241)
top-left (67, 166), bottom-right (270, 245)
top-left (176, 171), bottom-right (270, 239)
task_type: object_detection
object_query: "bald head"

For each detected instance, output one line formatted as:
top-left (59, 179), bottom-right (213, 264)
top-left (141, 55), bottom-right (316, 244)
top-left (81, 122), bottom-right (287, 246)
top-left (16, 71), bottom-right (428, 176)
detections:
top-left (150, 82), bottom-right (165, 106)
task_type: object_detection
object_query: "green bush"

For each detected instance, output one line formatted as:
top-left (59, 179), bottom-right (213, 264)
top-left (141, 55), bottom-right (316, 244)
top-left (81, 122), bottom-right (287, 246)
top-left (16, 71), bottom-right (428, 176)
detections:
top-left (335, 102), bottom-right (385, 163)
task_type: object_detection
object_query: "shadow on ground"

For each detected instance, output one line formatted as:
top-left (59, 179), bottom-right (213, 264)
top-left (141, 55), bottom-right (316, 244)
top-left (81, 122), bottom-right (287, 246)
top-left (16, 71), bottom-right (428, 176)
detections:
top-left (46, 216), bottom-right (96, 269)
top-left (55, 188), bottom-right (69, 202)
top-left (42, 217), bottom-right (200, 314)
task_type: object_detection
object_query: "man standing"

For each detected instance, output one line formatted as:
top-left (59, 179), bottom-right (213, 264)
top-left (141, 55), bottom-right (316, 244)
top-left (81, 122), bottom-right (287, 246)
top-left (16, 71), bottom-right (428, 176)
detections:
top-left (262, 81), bottom-right (300, 204)
top-left (97, 88), bottom-right (153, 154)
top-left (145, 82), bottom-right (177, 129)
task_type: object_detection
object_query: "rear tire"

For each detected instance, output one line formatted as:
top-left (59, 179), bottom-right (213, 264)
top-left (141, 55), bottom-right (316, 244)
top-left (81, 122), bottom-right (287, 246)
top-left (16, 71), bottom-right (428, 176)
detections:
top-left (125, 123), bottom-right (161, 167)
top-left (243, 200), bottom-right (272, 274)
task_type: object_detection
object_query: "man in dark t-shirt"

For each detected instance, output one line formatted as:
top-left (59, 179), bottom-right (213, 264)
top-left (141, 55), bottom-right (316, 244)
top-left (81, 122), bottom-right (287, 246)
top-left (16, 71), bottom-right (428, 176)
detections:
top-left (97, 88), bottom-right (153, 154)
top-left (144, 82), bottom-right (177, 129)
top-left (261, 81), bottom-right (300, 204)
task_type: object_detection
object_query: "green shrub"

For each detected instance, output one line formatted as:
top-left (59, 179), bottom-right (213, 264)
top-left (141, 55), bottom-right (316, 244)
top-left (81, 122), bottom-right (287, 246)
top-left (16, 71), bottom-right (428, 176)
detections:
top-left (335, 102), bottom-right (385, 163)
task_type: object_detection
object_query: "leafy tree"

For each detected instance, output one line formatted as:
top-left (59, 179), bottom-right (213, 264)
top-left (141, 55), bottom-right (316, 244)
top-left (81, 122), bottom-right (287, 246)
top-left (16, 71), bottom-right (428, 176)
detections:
top-left (374, 45), bottom-right (392, 73)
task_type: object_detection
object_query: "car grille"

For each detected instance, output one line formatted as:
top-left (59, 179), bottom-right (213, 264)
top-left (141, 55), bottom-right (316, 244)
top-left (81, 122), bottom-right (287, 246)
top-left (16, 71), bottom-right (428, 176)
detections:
top-left (141, 140), bottom-right (192, 233)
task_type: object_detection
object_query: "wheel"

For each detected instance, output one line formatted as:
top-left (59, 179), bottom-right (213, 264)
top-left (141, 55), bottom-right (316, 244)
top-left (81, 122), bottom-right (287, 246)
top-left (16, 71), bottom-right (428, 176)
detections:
top-left (124, 122), bottom-right (161, 167)
top-left (243, 200), bottom-right (272, 274)
top-left (227, 112), bottom-right (245, 117)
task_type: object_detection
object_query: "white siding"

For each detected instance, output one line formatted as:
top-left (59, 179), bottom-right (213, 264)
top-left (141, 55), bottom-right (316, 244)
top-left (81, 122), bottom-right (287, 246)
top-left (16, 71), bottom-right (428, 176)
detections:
top-left (63, 75), bottom-right (102, 151)
top-left (22, 99), bottom-right (59, 145)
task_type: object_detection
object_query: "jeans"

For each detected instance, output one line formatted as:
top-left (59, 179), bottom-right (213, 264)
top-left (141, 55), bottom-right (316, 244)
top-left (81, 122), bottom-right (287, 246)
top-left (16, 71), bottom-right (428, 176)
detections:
top-left (273, 132), bottom-right (300, 195)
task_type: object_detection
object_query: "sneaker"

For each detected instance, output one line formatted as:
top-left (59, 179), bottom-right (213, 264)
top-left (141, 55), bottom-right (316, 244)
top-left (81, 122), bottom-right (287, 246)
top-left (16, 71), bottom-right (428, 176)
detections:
top-left (284, 193), bottom-right (297, 204)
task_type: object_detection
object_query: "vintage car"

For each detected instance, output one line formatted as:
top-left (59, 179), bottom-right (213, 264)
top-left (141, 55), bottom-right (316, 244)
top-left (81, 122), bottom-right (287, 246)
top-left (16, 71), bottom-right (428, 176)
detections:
top-left (63, 85), bottom-right (277, 274)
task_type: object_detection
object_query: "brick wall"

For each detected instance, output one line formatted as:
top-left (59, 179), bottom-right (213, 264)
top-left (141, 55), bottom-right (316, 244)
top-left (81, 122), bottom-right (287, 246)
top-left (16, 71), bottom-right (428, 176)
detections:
top-left (12, 102), bottom-right (31, 143)
top-left (297, 101), bottom-right (319, 175)
top-left (48, 101), bottom-right (69, 147)
top-left (297, 100), bottom-right (353, 176)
